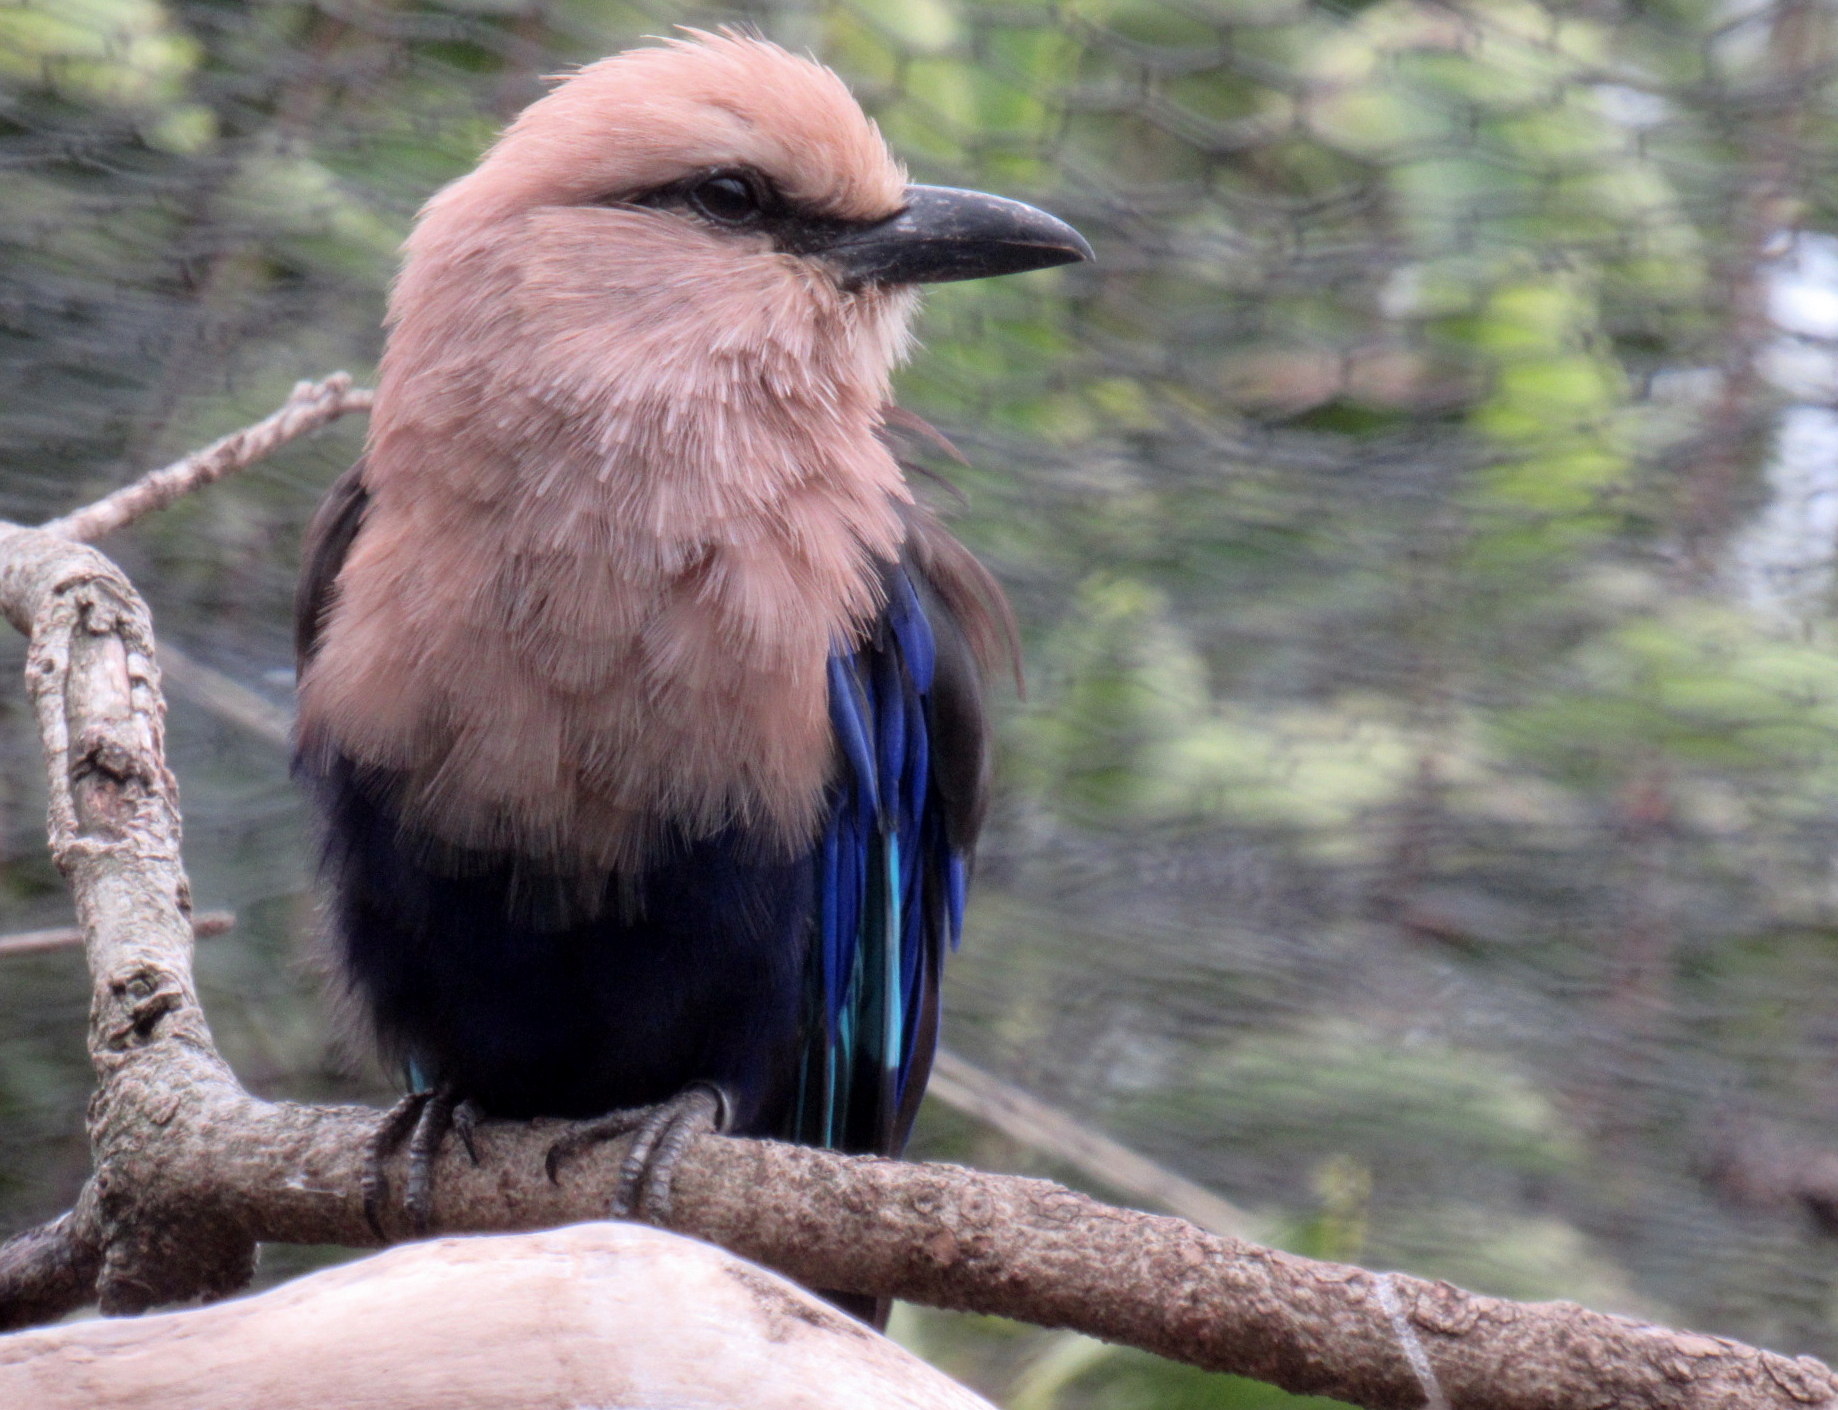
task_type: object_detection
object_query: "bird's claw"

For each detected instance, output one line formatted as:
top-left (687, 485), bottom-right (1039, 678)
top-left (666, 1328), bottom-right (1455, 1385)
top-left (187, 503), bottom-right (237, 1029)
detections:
top-left (545, 1082), bottom-right (730, 1225)
top-left (451, 1093), bottom-right (481, 1165)
top-left (363, 1092), bottom-right (428, 1240)
top-left (364, 1084), bottom-right (483, 1240)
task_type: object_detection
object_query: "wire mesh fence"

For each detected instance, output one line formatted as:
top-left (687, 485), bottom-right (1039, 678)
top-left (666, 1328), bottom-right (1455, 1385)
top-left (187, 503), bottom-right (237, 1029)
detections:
top-left (8, 0), bottom-right (1838, 1401)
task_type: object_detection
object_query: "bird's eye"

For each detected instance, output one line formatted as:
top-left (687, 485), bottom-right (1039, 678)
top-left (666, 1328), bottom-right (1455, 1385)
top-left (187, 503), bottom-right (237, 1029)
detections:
top-left (688, 174), bottom-right (763, 225)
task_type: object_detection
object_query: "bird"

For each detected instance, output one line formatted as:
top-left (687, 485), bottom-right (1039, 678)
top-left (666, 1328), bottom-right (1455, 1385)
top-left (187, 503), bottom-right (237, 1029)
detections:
top-left (291, 30), bottom-right (1090, 1297)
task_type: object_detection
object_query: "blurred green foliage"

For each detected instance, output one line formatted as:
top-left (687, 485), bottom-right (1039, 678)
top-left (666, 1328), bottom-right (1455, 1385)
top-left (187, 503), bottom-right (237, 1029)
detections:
top-left (8, 0), bottom-right (1838, 1401)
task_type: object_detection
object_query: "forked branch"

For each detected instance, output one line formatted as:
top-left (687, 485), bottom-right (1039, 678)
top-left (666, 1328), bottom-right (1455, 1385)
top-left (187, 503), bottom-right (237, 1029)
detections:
top-left (0, 390), bottom-right (1830, 1410)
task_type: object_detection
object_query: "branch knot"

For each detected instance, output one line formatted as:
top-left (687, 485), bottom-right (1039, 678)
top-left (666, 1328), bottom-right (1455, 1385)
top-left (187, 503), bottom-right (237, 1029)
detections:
top-left (104, 970), bottom-right (184, 1049)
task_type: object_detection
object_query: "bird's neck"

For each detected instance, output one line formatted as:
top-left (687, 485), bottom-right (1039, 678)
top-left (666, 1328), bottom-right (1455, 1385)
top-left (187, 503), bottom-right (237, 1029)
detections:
top-left (371, 237), bottom-right (917, 551)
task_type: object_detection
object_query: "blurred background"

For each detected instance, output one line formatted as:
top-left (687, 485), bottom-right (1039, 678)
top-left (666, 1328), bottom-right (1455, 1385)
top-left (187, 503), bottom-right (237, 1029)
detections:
top-left (6, 0), bottom-right (1838, 1403)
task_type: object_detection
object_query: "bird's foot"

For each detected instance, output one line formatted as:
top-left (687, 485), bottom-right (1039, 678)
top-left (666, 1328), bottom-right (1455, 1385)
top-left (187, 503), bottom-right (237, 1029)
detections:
top-left (363, 1083), bottom-right (482, 1240)
top-left (545, 1082), bottom-right (730, 1225)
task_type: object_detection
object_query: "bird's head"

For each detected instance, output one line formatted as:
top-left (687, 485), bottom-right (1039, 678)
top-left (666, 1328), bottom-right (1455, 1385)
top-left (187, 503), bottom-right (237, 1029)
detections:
top-left (382, 30), bottom-right (1090, 444)
top-left (328, 33), bottom-right (1084, 862)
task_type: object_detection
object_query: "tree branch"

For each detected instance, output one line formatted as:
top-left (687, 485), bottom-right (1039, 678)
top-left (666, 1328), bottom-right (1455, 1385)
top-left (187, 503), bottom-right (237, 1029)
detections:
top-left (0, 517), bottom-right (1833, 1408)
top-left (37, 375), bottom-right (372, 544)
top-left (33, 375), bottom-right (1257, 1248)
top-left (0, 382), bottom-right (1832, 1407)
top-left (0, 1205), bottom-right (102, 1335)
top-left (0, 912), bottom-right (232, 959)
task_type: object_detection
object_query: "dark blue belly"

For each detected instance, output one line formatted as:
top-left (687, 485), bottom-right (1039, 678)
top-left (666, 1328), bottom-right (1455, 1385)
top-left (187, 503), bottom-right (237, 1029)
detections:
top-left (308, 753), bottom-right (818, 1133)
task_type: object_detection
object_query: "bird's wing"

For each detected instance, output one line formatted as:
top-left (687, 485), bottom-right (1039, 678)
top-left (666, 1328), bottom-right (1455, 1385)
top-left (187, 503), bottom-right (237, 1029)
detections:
top-left (294, 458), bottom-right (371, 670)
top-left (790, 505), bottom-right (1011, 1158)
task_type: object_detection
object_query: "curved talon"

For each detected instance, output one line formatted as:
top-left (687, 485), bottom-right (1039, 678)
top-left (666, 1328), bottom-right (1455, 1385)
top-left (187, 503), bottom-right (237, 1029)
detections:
top-left (638, 1089), bottom-right (724, 1224)
top-left (364, 1085), bottom-right (481, 1240)
top-left (545, 1106), bottom-right (648, 1184)
top-left (618, 1083), bottom-right (728, 1222)
top-left (451, 1097), bottom-right (484, 1166)
top-left (544, 1083), bottom-right (730, 1225)
top-left (613, 1110), bottom-right (671, 1220)
top-left (363, 1091), bottom-right (432, 1240)
top-left (405, 1085), bottom-right (465, 1236)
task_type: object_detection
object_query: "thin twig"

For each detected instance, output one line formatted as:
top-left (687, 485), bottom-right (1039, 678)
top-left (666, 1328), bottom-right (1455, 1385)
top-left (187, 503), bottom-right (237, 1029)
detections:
top-left (0, 911), bottom-right (233, 959)
top-left (158, 644), bottom-right (292, 748)
top-left (927, 1049), bottom-right (1254, 1239)
top-left (39, 375), bottom-right (372, 544)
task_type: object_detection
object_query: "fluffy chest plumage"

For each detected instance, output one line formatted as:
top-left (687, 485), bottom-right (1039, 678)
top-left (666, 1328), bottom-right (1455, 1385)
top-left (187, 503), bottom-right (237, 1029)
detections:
top-left (296, 429), bottom-right (907, 870)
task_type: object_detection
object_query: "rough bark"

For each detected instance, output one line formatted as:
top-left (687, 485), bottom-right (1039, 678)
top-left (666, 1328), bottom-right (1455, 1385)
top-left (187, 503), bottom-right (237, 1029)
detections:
top-left (0, 1205), bottom-right (102, 1334)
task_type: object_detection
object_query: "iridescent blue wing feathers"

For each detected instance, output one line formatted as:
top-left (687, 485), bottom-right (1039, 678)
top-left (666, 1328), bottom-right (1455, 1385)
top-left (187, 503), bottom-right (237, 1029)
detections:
top-left (791, 537), bottom-right (994, 1156)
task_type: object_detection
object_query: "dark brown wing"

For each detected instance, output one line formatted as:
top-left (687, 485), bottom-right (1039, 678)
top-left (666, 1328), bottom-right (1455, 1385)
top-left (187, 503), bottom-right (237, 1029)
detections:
top-left (294, 458), bottom-right (370, 671)
top-left (902, 526), bottom-right (998, 852)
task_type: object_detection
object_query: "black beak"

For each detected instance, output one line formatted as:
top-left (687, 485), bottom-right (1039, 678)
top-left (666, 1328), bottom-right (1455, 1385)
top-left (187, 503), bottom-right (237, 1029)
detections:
top-left (817, 184), bottom-right (1092, 289)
